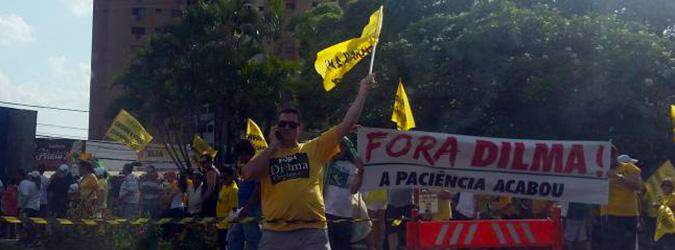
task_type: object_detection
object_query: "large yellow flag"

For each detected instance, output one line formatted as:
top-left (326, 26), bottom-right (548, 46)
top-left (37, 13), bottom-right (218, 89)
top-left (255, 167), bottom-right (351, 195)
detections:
top-left (245, 118), bottom-right (268, 152)
top-left (654, 204), bottom-right (675, 241)
top-left (193, 134), bottom-right (217, 158)
top-left (104, 110), bottom-right (153, 152)
top-left (315, 6), bottom-right (383, 91)
top-left (645, 161), bottom-right (675, 217)
top-left (391, 79), bottom-right (416, 131)
top-left (670, 104), bottom-right (675, 142)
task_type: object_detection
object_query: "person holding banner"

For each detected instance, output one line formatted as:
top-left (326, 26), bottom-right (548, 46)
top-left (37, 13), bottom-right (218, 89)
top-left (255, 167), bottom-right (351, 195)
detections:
top-left (602, 154), bottom-right (644, 250)
top-left (243, 73), bottom-right (376, 250)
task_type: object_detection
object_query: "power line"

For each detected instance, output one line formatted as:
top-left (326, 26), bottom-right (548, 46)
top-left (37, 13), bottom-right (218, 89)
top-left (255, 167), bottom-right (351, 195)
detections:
top-left (37, 123), bottom-right (89, 131)
top-left (36, 133), bottom-right (88, 140)
top-left (0, 100), bottom-right (89, 113)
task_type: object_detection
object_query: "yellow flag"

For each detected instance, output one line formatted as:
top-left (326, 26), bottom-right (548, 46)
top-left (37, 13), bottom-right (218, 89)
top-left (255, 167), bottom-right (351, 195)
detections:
top-left (645, 161), bottom-right (675, 217)
top-left (192, 134), bottom-right (217, 158)
top-left (655, 204), bottom-right (675, 241)
top-left (104, 110), bottom-right (153, 152)
top-left (245, 118), bottom-right (268, 152)
top-left (670, 104), bottom-right (675, 142)
top-left (391, 79), bottom-right (416, 131)
top-left (315, 6), bottom-right (383, 91)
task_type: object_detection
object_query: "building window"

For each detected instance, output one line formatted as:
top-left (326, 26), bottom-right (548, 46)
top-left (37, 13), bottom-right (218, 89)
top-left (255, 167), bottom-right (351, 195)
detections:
top-left (132, 7), bottom-right (146, 20)
top-left (312, 1), bottom-right (319, 7)
top-left (131, 27), bottom-right (146, 39)
top-left (258, 6), bottom-right (264, 12)
top-left (171, 9), bottom-right (182, 17)
top-left (155, 8), bottom-right (162, 14)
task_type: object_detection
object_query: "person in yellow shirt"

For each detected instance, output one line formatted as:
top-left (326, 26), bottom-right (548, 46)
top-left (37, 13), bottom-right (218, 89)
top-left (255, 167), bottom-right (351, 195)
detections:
top-left (654, 178), bottom-right (675, 249)
top-left (217, 168), bottom-right (238, 250)
top-left (74, 161), bottom-right (99, 219)
top-left (243, 74), bottom-right (376, 250)
top-left (602, 154), bottom-right (643, 250)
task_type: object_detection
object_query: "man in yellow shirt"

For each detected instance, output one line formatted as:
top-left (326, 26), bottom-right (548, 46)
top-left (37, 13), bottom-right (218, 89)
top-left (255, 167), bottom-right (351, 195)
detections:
top-left (602, 154), bottom-right (643, 250)
top-left (217, 168), bottom-right (239, 250)
top-left (243, 74), bottom-right (375, 250)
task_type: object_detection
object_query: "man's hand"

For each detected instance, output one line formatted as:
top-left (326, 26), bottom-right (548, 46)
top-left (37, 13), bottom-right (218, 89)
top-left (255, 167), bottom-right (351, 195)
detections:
top-left (267, 125), bottom-right (281, 150)
top-left (359, 73), bottom-right (377, 91)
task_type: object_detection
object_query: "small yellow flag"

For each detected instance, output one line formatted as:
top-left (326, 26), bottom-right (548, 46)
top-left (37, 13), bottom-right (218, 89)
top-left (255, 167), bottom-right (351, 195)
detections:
top-left (391, 79), bottom-right (416, 131)
top-left (645, 161), bottom-right (675, 217)
top-left (655, 204), bottom-right (675, 241)
top-left (315, 6), bottom-right (383, 91)
top-left (245, 118), bottom-right (268, 152)
top-left (670, 104), bottom-right (675, 142)
top-left (192, 134), bottom-right (217, 158)
top-left (104, 110), bottom-right (153, 152)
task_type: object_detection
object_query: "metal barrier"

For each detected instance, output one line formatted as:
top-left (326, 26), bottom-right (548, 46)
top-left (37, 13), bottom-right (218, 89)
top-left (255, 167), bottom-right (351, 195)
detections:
top-left (406, 208), bottom-right (563, 249)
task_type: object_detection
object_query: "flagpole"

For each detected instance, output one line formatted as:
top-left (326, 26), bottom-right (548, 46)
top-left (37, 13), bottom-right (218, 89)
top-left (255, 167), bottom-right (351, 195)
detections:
top-left (369, 6), bottom-right (384, 74)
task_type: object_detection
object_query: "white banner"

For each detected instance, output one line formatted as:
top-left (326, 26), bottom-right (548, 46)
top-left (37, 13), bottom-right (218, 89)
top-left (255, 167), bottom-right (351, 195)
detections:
top-left (357, 127), bottom-right (611, 204)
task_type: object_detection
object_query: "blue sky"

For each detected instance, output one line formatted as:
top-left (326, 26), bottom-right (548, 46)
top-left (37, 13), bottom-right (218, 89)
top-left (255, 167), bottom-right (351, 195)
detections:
top-left (0, 0), bottom-right (92, 140)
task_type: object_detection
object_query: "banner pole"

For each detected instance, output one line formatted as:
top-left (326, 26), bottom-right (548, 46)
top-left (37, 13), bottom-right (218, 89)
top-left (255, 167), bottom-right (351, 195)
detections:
top-left (368, 6), bottom-right (383, 74)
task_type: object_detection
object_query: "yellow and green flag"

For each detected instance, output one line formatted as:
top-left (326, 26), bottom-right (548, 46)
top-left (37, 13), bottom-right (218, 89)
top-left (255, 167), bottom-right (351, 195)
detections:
top-left (655, 204), bottom-right (675, 241)
top-left (245, 118), bottom-right (268, 152)
top-left (645, 161), bottom-right (675, 217)
top-left (192, 134), bottom-right (217, 158)
top-left (104, 110), bottom-right (153, 152)
top-left (670, 104), bottom-right (675, 142)
top-left (315, 6), bottom-right (383, 91)
top-left (391, 79), bottom-right (416, 131)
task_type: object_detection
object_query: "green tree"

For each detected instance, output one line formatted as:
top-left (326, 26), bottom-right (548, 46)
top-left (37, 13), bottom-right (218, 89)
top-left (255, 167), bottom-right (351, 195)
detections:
top-left (113, 0), bottom-right (297, 167)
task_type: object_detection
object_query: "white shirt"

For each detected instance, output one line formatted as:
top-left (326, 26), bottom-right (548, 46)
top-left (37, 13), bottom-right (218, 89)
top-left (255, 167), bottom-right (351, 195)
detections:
top-left (119, 174), bottom-right (140, 204)
top-left (187, 184), bottom-right (203, 215)
top-left (18, 180), bottom-right (41, 210)
top-left (40, 174), bottom-right (49, 205)
top-left (324, 160), bottom-right (358, 218)
top-left (456, 192), bottom-right (476, 218)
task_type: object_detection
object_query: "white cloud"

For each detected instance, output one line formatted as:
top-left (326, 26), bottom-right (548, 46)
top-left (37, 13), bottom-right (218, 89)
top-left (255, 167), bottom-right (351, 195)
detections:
top-left (62, 0), bottom-right (93, 17)
top-left (0, 13), bottom-right (35, 46)
top-left (0, 56), bottom-right (90, 137)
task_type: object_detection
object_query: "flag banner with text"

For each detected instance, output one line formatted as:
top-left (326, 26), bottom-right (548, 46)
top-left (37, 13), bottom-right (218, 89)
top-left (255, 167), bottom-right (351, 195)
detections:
top-left (104, 110), bottom-right (153, 152)
top-left (357, 127), bottom-right (611, 204)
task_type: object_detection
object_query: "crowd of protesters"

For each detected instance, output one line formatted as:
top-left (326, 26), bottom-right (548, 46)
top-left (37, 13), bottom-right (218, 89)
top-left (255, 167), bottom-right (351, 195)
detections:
top-left (0, 73), bottom-right (671, 250)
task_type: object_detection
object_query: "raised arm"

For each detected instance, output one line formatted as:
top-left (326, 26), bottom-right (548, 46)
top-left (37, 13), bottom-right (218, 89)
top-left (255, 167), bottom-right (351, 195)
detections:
top-left (349, 157), bottom-right (365, 194)
top-left (335, 74), bottom-right (376, 140)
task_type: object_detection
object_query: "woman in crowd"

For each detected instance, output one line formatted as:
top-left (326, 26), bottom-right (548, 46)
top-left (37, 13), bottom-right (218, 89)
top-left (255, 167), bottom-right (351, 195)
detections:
top-left (140, 165), bottom-right (163, 218)
top-left (18, 171), bottom-right (41, 218)
top-left (216, 167), bottom-right (238, 250)
top-left (187, 172), bottom-right (204, 216)
top-left (323, 137), bottom-right (366, 250)
top-left (74, 161), bottom-right (99, 219)
top-left (48, 164), bottom-right (75, 218)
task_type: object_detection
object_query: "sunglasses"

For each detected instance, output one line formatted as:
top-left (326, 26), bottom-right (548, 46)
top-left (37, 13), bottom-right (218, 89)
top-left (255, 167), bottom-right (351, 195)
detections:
top-left (278, 121), bottom-right (299, 129)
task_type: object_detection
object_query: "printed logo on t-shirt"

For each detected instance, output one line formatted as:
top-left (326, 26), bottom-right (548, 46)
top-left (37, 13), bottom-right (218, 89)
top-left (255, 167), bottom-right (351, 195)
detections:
top-left (269, 153), bottom-right (310, 185)
top-left (326, 161), bottom-right (352, 188)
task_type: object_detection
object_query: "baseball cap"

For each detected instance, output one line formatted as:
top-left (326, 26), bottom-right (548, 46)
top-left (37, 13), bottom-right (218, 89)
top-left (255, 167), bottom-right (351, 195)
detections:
top-left (617, 154), bottom-right (638, 164)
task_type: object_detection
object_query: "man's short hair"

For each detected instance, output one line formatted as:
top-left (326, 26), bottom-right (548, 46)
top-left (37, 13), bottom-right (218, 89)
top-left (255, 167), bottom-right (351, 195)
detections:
top-left (234, 140), bottom-right (256, 157)
top-left (123, 163), bottom-right (134, 173)
top-left (278, 104), bottom-right (301, 121)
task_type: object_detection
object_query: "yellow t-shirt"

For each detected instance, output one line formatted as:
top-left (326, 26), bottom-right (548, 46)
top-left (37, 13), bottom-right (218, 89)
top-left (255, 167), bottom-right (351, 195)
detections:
top-left (80, 173), bottom-right (99, 202)
top-left (260, 128), bottom-right (340, 231)
top-left (216, 182), bottom-right (239, 229)
top-left (605, 163), bottom-right (641, 217)
top-left (659, 193), bottom-right (675, 210)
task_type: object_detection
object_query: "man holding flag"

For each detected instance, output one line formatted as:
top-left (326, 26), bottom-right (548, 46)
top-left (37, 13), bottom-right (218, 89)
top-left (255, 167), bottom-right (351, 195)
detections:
top-left (242, 72), bottom-right (375, 249)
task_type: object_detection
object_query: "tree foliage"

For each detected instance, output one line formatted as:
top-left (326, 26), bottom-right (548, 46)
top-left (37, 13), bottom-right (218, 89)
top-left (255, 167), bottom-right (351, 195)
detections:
top-left (292, 0), bottom-right (675, 166)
